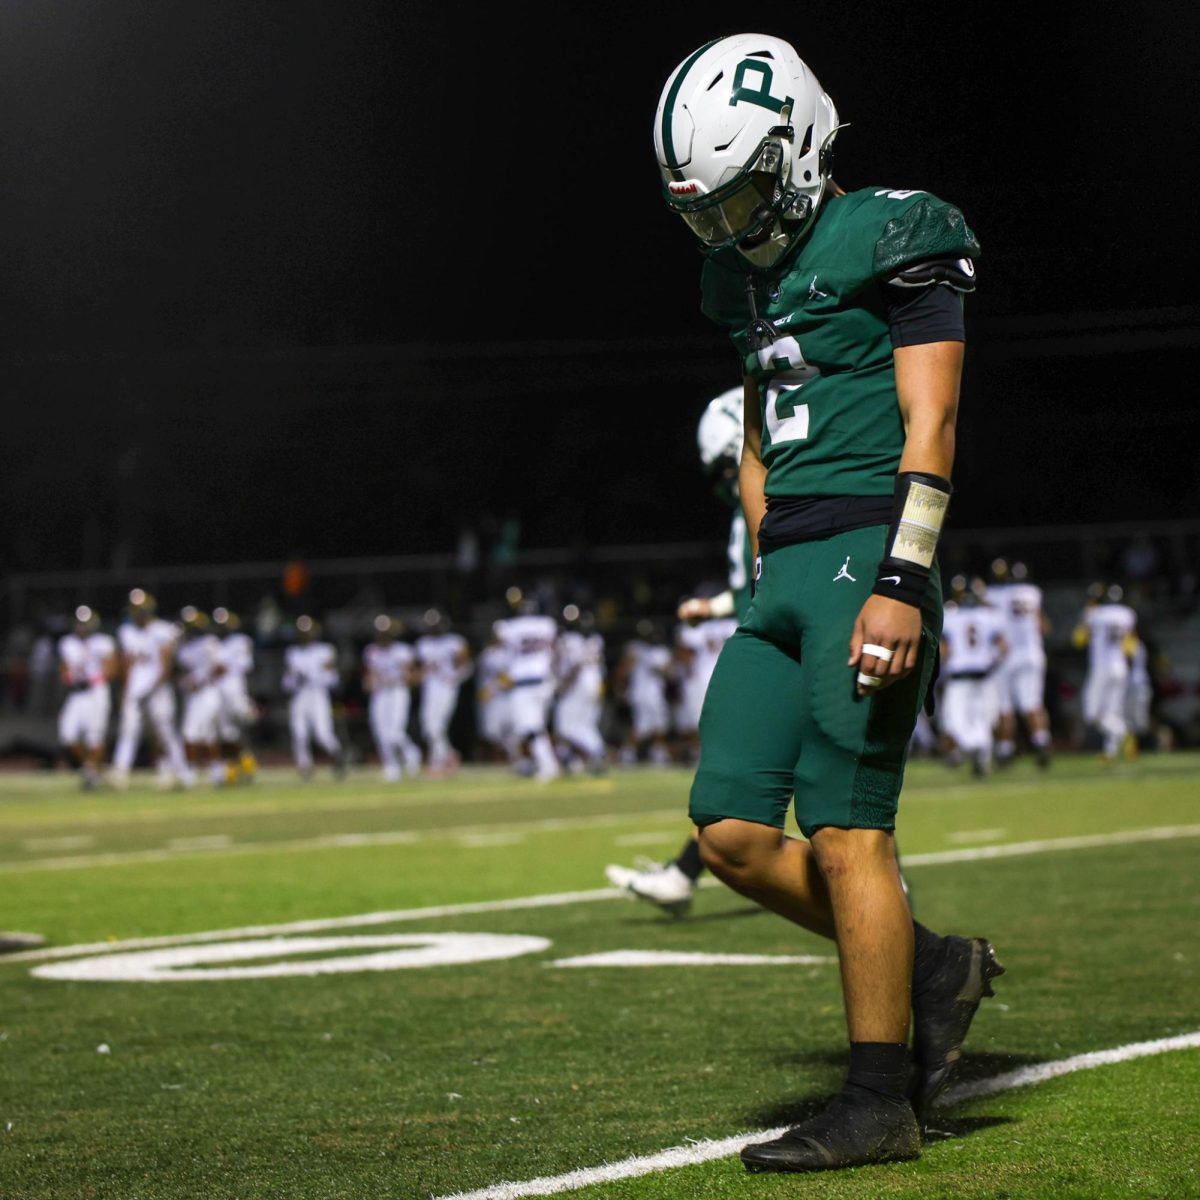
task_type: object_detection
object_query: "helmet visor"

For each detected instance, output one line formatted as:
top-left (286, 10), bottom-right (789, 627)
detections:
top-left (667, 169), bottom-right (780, 250)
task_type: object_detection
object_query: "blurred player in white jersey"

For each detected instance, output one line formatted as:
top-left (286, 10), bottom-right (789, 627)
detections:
top-left (614, 623), bottom-right (673, 766)
top-left (212, 608), bottom-right (258, 785)
top-left (175, 607), bottom-right (225, 786)
top-left (363, 615), bottom-right (421, 782)
top-left (938, 578), bottom-right (1008, 776)
top-left (415, 610), bottom-right (472, 775)
top-left (282, 615), bottom-right (346, 780)
top-left (475, 633), bottom-right (514, 763)
top-left (1124, 634), bottom-right (1152, 756)
top-left (494, 592), bottom-right (560, 781)
top-left (1074, 583), bottom-right (1139, 761)
top-left (110, 589), bottom-right (195, 789)
top-left (673, 608), bottom-right (738, 763)
top-left (57, 606), bottom-right (117, 789)
top-left (552, 606), bottom-right (607, 774)
top-left (986, 559), bottom-right (1052, 768)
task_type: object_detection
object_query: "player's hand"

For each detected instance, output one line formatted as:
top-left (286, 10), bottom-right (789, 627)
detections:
top-left (848, 594), bottom-right (922, 697)
top-left (676, 597), bottom-right (711, 621)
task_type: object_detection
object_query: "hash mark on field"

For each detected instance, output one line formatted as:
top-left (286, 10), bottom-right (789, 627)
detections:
top-left (945, 828), bottom-right (1007, 844)
top-left (433, 1032), bottom-right (1200, 1200)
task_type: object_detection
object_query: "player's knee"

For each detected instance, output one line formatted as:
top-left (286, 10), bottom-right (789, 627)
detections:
top-left (697, 821), bottom-right (773, 882)
top-left (810, 826), bottom-right (893, 880)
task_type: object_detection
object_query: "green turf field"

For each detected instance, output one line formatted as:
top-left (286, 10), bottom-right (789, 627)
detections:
top-left (1, 755), bottom-right (1198, 1199)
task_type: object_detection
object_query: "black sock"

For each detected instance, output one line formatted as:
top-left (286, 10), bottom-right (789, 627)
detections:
top-left (675, 838), bottom-right (705, 882)
top-left (911, 921), bottom-right (945, 996)
top-left (844, 1041), bottom-right (911, 1105)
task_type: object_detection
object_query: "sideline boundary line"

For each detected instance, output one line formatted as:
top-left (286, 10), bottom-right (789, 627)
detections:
top-left (433, 1032), bottom-right (1200, 1200)
top-left (6, 823), bottom-right (1200, 966)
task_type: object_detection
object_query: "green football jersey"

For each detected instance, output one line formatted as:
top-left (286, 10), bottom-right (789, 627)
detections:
top-left (700, 187), bottom-right (980, 499)
top-left (727, 510), bottom-right (753, 620)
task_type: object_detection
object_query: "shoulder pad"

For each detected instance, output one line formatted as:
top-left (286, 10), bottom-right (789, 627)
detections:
top-left (887, 254), bottom-right (977, 293)
top-left (872, 195), bottom-right (981, 281)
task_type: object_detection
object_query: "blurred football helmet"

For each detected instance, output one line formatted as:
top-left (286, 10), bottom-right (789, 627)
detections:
top-left (697, 387), bottom-right (745, 472)
top-left (127, 588), bottom-right (158, 623)
top-left (295, 614), bottom-right (320, 640)
top-left (212, 607), bottom-right (241, 634)
top-left (654, 34), bottom-right (839, 267)
top-left (373, 614), bottom-right (399, 640)
top-left (73, 605), bottom-right (100, 633)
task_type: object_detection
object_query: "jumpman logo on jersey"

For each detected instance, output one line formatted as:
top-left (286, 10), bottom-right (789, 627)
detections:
top-left (808, 275), bottom-right (829, 300)
top-left (833, 556), bottom-right (856, 582)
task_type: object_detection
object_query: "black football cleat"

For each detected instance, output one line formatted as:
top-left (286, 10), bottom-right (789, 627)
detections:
top-left (911, 935), bottom-right (1005, 1116)
top-left (741, 1093), bottom-right (921, 1174)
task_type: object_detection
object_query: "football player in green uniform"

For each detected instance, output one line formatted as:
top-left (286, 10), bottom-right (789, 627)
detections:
top-left (654, 33), bottom-right (1003, 1172)
top-left (605, 388), bottom-right (751, 914)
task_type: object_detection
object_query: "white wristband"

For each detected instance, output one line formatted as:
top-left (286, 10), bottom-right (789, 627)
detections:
top-left (861, 643), bottom-right (894, 662)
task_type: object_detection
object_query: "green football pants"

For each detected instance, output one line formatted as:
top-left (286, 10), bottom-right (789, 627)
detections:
top-left (689, 525), bottom-right (942, 838)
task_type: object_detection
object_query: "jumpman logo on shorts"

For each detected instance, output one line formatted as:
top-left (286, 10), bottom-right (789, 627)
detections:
top-left (833, 556), bottom-right (856, 582)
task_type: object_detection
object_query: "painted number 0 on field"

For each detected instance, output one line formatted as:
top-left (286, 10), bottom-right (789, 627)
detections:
top-left (758, 335), bottom-right (819, 446)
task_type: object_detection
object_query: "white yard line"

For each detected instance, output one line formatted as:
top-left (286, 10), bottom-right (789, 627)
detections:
top-left (550, 951), bottom-right (835, 968)
top-left (945, 828), bottom-right (1007, 844)
top-left (433, 1032), bottom-right (1200, 1200)
top-left (7, 822), bottom-right (1200, 967)
top-left (21, 835), bottom-right (96, 851)
top-left (165, 835), bottom-right (233, 851)
top-left (0, 809), bottom-right (682, 875)
top-left (613, 832), bottom-right (679, 847)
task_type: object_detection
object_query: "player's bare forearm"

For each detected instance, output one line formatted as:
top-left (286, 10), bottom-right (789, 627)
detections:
top-left (849, 340), bottom-right (964, 695)
top-left (894, 340), bottom-right (962, 479)
top-left (739, 375), bottom-right (767, 556)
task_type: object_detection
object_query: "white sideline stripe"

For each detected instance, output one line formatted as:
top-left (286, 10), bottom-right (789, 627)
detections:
top-left (0, 809), bottom-right (681, 875)
top-left (434, 1032), bottom-right (1200, 1200)
top-left (900, 824), bottom-right (1200, 867)
top-left (7, 822), bottom-right (1200, 966)
top-left (938, 1030), bottom-right (1200, 1104)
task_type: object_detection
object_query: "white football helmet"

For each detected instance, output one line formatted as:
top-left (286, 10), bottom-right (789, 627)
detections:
top-left (654, 34), bottom-right (839, 268)
top-left (697, 387), bottom-right (744, 470)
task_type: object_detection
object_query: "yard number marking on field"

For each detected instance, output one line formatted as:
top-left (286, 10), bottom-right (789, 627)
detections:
top-left (6, 823), bottom-right (1200, 968)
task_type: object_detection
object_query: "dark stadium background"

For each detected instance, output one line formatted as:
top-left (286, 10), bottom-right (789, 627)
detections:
top-left (2, 2), bottom-right (1197, 575)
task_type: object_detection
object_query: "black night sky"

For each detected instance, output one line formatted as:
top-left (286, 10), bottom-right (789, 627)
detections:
top-left (3, 3), bottom-right (1198, 576)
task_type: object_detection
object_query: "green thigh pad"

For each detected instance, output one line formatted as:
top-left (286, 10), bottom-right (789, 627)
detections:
top-left (689, 526), bottom-right (942, 838)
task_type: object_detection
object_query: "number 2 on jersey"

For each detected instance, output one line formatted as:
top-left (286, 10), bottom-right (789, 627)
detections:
top-left (758, 334), bottom-right (820, 446)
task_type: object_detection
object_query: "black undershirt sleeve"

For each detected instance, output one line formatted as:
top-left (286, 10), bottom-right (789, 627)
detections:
top-left (882, 281), bottom-right (965, 348)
